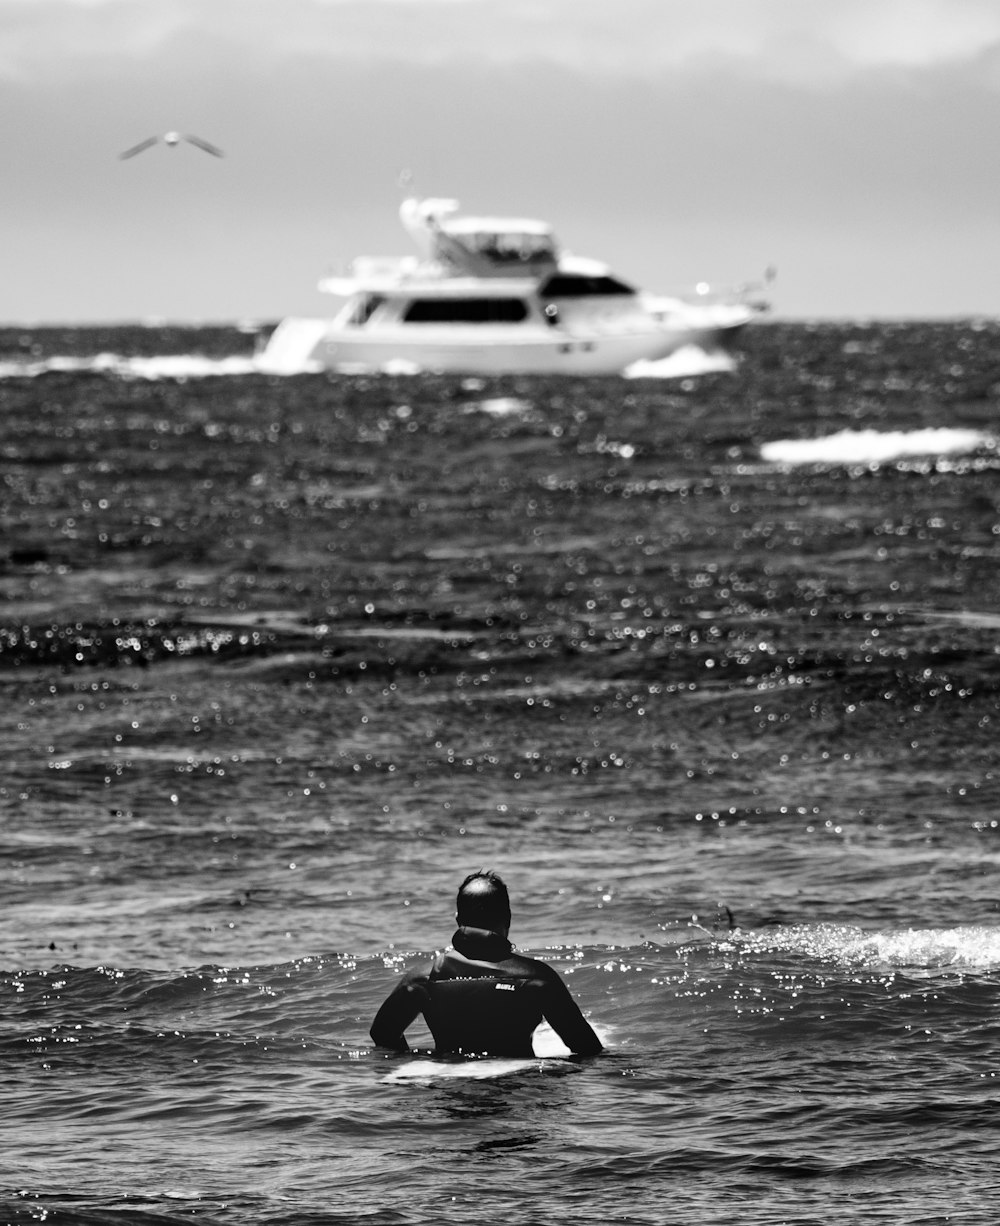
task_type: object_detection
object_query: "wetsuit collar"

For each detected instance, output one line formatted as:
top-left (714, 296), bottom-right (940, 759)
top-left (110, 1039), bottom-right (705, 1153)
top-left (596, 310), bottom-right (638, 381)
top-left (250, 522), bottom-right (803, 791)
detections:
top-left (451, 926), bottom-right (512, 962)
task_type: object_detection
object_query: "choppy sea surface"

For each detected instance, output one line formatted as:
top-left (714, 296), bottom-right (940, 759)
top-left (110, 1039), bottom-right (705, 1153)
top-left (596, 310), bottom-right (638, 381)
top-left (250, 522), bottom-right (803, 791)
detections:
top-left (2, 319), bottom-right (1000, 1225)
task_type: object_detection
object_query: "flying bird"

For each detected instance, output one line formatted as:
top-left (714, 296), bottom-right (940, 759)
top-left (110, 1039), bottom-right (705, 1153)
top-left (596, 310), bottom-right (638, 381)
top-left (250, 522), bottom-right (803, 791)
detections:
top-left (119, 132), bottom-right (224, 160)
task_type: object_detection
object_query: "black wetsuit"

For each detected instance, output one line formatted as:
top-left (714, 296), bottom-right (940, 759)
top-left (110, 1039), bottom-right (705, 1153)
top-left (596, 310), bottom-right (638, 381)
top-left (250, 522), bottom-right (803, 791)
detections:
top-left (370, 926), bottom-right (602, 1057)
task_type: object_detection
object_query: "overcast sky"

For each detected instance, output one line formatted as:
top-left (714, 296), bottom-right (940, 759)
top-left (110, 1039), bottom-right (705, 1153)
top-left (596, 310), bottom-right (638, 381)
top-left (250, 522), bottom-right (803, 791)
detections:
top-left (4, 0), bottom-right (1000, 323)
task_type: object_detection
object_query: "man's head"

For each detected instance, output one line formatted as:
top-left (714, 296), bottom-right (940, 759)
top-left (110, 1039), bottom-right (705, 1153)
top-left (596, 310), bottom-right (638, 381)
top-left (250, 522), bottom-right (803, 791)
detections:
top-left (456, 869), bottom-right (511, 935)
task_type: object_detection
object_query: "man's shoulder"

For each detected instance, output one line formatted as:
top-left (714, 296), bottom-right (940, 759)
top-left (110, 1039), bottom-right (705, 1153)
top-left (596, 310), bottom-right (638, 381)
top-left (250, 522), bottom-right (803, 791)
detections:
top-left (391, 954), bottom-right (444, 989)
top-left (502, 951), bottom-right (566, 985)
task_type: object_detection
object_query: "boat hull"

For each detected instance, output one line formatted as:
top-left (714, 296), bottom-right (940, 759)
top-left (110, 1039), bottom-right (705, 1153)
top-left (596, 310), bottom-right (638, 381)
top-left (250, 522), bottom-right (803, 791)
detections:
top-left (261, 314), bottom-right (751, 376)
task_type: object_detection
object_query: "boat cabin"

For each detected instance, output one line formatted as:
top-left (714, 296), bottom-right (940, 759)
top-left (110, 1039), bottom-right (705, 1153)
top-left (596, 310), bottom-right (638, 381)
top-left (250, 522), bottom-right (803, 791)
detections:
top-left (341, 291), bottom-right (533, 327)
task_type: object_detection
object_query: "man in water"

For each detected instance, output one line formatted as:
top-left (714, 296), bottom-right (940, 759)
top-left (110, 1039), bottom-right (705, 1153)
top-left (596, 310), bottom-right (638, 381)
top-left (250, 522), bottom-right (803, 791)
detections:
top-left (370, 870), bottom-right (603, 1058)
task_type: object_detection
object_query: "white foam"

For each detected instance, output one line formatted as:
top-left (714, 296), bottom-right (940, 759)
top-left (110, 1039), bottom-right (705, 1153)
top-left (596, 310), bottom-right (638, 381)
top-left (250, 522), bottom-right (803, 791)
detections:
top-left (624, 345), bottom-right (737, 380)
top-left (465, 396), bottom-right (533, 416)
top-left (0, 352), bottom-right (308, 380)
top-left (730, 923), bottom-right (1000, 971)
top-left (868, 926), bottom-right (1000, 970)
top-left (761, 427), bottom-right (992, 466)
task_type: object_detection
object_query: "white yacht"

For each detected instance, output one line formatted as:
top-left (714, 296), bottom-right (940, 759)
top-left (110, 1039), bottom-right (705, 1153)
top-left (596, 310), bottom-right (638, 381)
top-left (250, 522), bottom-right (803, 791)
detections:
top-left (262, 196), bottom-right (769, 376)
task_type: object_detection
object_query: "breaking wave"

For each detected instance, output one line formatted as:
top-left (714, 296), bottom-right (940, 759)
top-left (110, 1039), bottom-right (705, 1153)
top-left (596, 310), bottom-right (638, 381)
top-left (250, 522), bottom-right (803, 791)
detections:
top-left (761, 427), bottom-right (995, 465)
top-left (725, 923), bottom-right (1000, 971)
top-left (0, 353), bottom-right (269, 380)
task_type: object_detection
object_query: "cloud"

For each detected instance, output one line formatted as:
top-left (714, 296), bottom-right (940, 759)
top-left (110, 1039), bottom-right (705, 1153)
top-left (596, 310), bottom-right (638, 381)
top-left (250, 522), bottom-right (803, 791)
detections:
top-left (5, 0), bottom-right (1000, 85)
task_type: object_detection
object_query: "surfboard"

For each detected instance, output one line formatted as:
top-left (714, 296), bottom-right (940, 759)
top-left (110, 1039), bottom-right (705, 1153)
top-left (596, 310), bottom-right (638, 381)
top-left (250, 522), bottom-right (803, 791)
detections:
top-left (377, 1023), bottom-right (606, 1082)
top-left (382, 1054), bottom-right (544, 1083)
top-left (381, 1057), bottom-right (543, 1083)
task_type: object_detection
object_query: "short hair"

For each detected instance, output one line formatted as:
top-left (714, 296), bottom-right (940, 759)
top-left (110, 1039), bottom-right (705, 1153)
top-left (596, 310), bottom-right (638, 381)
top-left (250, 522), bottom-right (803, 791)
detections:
top-left (456, 869), bottom-right (511, 930)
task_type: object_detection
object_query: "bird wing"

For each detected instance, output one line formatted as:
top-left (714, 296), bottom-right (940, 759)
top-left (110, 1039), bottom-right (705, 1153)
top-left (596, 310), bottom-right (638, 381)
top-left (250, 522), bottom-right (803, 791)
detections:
top-left (119, 136), bottom-right (160, 160)
top-left (183, 134), bottom-right (225, 157)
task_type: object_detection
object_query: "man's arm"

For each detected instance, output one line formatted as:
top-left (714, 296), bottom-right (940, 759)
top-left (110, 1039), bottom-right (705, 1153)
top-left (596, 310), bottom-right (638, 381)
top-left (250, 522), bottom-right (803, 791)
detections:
top-left (370, 977), bottom-right (423, 1051)
top-left (542, 973), bottom-right (603, 1056)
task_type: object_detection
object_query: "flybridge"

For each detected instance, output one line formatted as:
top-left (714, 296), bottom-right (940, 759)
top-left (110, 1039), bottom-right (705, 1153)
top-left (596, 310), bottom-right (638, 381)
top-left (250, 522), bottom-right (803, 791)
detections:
top-left (437, 215), bottom-right (559, 269)
top-left (401, 196), bottom-right (559, 276)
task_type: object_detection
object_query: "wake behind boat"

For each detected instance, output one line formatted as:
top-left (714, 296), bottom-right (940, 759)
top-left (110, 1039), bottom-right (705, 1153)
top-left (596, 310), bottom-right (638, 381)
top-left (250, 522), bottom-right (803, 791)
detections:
top-left (261, 196), bottom-right (770, 376)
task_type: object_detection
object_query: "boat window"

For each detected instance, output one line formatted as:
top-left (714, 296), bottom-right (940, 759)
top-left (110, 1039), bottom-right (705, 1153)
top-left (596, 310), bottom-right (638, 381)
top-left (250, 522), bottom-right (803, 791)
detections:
top-left (402, 298), bottom-right (529, 324)
top-left (539, 274), bottom-right (635, 297)
top-left (346, 294), bottom-right (385, 325)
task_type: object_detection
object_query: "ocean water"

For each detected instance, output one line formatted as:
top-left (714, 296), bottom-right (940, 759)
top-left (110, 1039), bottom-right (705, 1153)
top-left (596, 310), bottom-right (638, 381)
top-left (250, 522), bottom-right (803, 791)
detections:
top-left (2, 319), bottom-right (1000, 1225)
